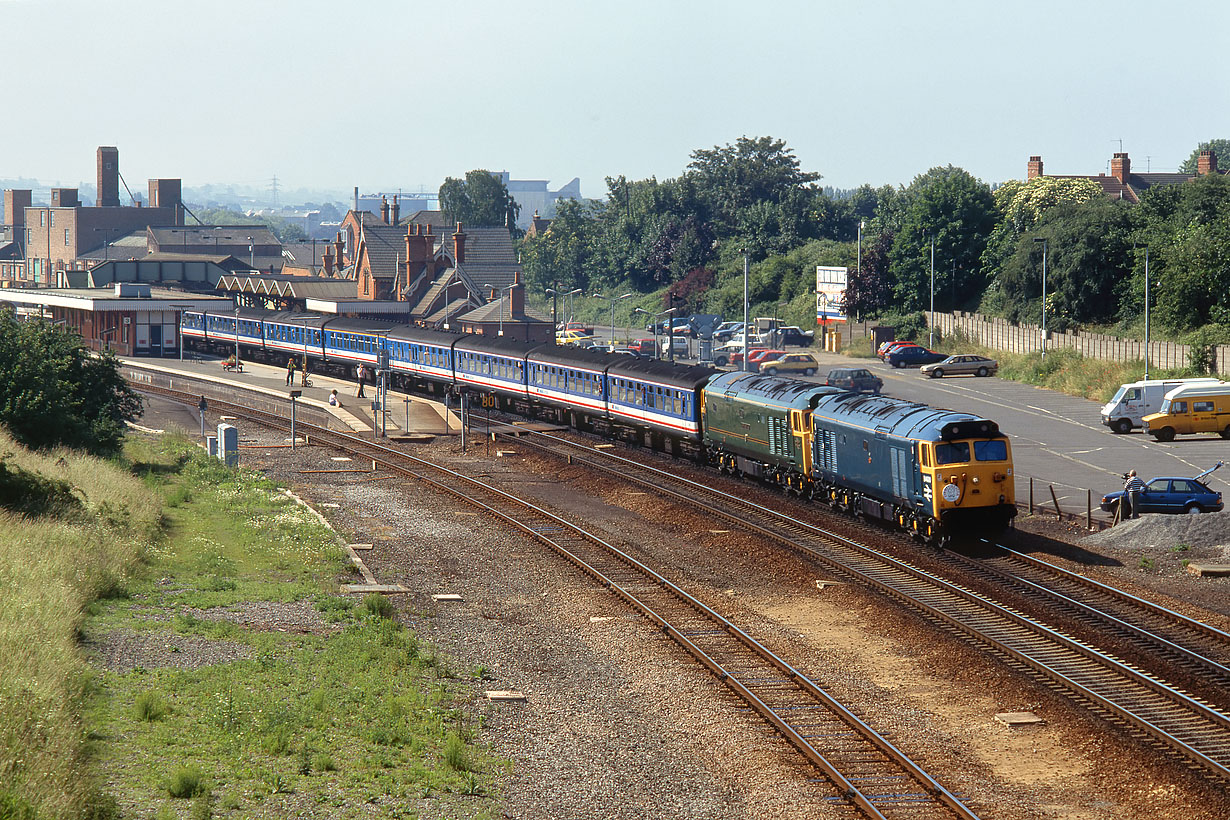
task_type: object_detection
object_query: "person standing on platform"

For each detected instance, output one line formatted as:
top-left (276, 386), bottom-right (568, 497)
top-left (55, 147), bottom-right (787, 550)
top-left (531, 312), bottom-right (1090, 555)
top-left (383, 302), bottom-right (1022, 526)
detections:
top-left (285, 357), bottom-right (296, 386)
top-left (299, 356), bottom-right (310, 387)
top-left (356, 363), bottom-right (367, 398)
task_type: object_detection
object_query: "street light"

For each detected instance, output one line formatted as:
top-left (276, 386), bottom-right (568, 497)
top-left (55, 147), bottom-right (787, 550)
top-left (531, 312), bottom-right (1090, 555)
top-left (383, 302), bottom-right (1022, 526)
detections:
top-left (928, 235), bottom-right (936, 348)
top-left (247, 235), bottom-right (254, 269)
top-left (1139, 246), bottom-right (1152, 379)
top-left (593, 292), bottom-right (633, 347)
top-left (741, 249), bottom-right (750, 371)
top-left (564, 287), bottom-right (581, 323)
top-left (483, 282), bottom-right (517, 337)
top-left (545, 287), bottom-right (560, 333)
top-left (1033, 237), bottom-right (1048, 359)
top-left (635, 306), bottom-right (676, 360)
top-left (233, 307), bottom-right (241, 366)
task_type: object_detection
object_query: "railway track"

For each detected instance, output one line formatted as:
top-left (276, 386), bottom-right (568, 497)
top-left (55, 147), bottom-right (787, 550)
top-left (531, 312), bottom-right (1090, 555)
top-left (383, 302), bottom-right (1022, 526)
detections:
top-left (486, 422), bottom-right (1230, 783)
top-left (140, 383), bottom-right (982, 820)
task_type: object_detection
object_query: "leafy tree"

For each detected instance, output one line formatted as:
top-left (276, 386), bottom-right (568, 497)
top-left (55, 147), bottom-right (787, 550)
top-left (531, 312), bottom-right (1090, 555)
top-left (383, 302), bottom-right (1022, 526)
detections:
top-left (845, 228), bottom-right (894, 321)
top-left (888, 166), bottom-right (997, 312)
top-left (439, 170), bottom-right (520, 230)
top-left (517, 198), bottom-right (601, 295)
top-left (686, 136), bottom-right (820, 237)
top-left (188, 208), bottom-right (305, 243)
top-left (1178, 139), bottom-right (1230, 174)
top-left (0, 314), bottom-right (142, 456)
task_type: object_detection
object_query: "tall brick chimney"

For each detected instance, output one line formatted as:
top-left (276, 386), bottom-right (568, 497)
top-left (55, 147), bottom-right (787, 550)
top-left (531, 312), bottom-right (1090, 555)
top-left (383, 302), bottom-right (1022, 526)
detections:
top-left (1111, 152), bottom-right (1131, 184)
top-left (1027, 155), bottom-right (1044, 180)
top-left (96, 147), bottom-right (120, 207)
top-left (334, 232), bottom-right (344, 268)
top-left (3, 189), bottom-right (31, 227)
top-left (1198, 149), bottom-right (1219, 176)
top-left (509, 270), bottom-right (524, 316)
top-left (391, 195), bottom-right (400, 225)
top-left (452, 222), bottom-right (467, 265)
top-left (323, 243), bottom-right (334, 275)
top-left (380, 196), bottom-right (390, 225)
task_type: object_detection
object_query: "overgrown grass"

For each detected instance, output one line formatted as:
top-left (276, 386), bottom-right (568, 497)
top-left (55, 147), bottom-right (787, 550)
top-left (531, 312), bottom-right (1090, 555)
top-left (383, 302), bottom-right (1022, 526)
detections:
top-left (86, 434), bottom-right (500, 818)
top-left (0, 429), bottom-right (162, 820)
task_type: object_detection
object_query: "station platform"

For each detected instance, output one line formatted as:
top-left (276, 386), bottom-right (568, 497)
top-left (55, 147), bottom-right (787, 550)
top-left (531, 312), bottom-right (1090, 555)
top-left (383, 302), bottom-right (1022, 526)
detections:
top-left (120, 353), bottom-right (461, 436)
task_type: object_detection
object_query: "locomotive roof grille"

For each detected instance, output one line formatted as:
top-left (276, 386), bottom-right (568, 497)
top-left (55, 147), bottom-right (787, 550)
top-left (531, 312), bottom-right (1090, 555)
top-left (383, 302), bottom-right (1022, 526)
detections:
top-left (941, 419), bottom-right (1000, 440)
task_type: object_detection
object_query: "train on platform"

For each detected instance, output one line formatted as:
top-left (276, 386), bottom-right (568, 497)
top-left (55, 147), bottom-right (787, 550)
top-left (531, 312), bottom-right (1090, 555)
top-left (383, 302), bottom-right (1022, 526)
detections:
top-left (182, 307), bottom-right (1016, 541)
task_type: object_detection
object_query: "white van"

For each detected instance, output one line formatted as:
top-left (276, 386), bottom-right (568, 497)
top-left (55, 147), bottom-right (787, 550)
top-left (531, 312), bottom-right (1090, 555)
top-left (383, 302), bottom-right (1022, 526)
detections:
top-left (1101, 378), bottom-right (1223, 433)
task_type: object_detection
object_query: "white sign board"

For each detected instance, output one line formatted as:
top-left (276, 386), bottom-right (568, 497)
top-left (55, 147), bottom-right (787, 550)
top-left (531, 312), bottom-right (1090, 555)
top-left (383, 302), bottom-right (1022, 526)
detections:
top-left (815, 266), bottom-right (848, 324)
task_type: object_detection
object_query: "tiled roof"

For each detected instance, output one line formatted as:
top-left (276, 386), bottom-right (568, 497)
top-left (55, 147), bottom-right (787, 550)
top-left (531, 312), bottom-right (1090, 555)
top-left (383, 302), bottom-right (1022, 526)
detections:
top-left (458, 297), bottom-right (550, 324)
top-left (149, 225), bottom-right (278, 246)
top-left (357, 217), bottom-right (406, 281)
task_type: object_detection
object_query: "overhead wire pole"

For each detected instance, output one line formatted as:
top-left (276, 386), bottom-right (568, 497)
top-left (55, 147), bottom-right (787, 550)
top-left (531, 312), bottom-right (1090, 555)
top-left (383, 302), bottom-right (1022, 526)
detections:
top-left (742, 248), bottom-right (750, 372)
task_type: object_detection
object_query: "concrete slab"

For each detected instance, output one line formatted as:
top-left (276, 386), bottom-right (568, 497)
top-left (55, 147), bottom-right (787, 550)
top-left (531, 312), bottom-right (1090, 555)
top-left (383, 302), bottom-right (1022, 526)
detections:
top-left (341, 583), bottom-right (410, 593)
top-left (1186, 563), bottom-right (1230, 577)
top-left (348, 543), bottom-right (373, 551)
top-left (995, 711), bottom-right (1045, 726)
top-left (485, 690), bottom-right (526, 702)
top-left (432, 593), bottom-right (464, 603)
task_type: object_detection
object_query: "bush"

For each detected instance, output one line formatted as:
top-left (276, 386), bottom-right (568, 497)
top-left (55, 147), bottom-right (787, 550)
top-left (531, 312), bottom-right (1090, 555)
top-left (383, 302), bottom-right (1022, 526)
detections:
top-left (165, 766), bottom-right (207, 798)
top-left (363, 593), bottom-right (394, 619)
top-left (135, 690), bottom-right (168, 722)
top-left (443, 731), bottom-right (470, 772)
top-left (311, 753), bottom-right (337, 772)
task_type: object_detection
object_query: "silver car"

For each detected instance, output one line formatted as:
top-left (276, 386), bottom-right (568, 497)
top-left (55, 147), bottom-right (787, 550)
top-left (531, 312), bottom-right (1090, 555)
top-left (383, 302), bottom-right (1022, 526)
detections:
top-left (920, 354), bottom-right (998, 378)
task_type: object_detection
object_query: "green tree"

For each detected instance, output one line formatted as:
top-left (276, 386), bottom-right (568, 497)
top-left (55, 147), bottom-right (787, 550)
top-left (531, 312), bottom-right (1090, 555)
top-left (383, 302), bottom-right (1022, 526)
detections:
top-left (1178, 139), bottom-right (1230, 174)
top-left (0, 314), bottom-right (142, 456)
top-left (517, 198), bottom-right (601, 296)
top-left (439, 170), bottom-right (520, 229)
top-left (888, 166), bottom-right (997, 312)
top-left (686, 136), bottom-right (821, 238)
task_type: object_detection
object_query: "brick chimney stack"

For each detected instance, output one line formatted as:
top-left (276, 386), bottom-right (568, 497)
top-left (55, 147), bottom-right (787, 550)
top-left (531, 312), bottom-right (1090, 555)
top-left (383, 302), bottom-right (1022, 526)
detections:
top-left (323, 243), bottom-right (334, 275)
top-left (3, 189), bottom-right (31, 227)
top-left (97, 147), bottom-right (120, 207)
top-left (334, 232), bottom-right (344, 269)
top-left (510, 270), bottom-right (524, 316)
top-left (452, 222), bottom-right (467, 265)
top-left (1111, 152), bottom-right (1131, 184)
top-left (380, 196), bottom-right (390, 225)
top-left (1198, 149), bottom-right (1219, 176)
top-left (1027, 155), bottom-right (1044, 180)
top-left (391, 195), bottom-right (400, 225)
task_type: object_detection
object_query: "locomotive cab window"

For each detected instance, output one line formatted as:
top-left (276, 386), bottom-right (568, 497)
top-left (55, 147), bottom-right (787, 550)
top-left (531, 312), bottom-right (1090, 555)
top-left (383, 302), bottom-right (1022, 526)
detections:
top-left (935, 441), bottom-right (971, 465)
top-left (973, 440), bottom-right (1007, 461)
top-left (920, 444), bottom-right (931, 467)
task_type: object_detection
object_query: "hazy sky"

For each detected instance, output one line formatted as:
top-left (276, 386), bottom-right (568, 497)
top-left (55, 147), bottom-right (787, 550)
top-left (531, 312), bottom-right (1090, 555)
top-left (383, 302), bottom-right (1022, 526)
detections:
top-left (5, 0), bottom-right (1229, 202)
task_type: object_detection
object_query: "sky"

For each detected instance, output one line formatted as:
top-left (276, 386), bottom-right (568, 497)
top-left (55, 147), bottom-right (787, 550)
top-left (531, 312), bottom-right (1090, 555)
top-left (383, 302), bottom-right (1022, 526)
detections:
top-left (4, 0), bottom-right (1230, 204)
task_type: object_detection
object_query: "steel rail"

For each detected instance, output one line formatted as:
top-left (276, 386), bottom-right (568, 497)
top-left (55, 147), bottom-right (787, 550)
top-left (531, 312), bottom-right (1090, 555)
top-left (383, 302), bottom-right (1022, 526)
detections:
top-left (137, 382), bottom-right (981, 820)
top-left (491, 425), bottom-right (1230, 782)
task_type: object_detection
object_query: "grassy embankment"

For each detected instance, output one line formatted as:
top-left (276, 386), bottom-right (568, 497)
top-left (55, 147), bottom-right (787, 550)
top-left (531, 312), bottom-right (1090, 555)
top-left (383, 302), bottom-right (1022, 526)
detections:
top-left (844, 332), bottom-right (1200, 405)
top-left (3, 432), bottom-right (500, 820)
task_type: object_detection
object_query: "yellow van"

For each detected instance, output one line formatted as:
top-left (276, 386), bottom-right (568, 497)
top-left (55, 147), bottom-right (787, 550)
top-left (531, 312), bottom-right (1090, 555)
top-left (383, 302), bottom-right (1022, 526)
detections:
top-left (1143, 382), bottom-right (1230, 441)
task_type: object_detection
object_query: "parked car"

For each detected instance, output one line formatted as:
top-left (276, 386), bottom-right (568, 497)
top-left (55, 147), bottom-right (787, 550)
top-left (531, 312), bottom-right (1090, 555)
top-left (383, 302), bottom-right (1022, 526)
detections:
top-left (557, 320), bottom-right (593, 334)
top-left (886, 345), bottom-right (946, 368)
top-left (920, 354), bottom-right (999, 379)
top-left (877, 340), bottom-right (914, 359)
top-left (760, 326), bottom-right (814, 347)
top-left (759, 352), bottom-right (821, 376)
top-left (1143, 382), bottom-right (1230, 441)
top-left (659, 336), bottom-right (690, 357)
top-left (1101, 378), bottom-right (1223, 434)
top-left (825, 367), bottom-right (883, 394)
top-left (1099, 463), bottom-right (1224, 515)
top-left (556, 329), bottom-right (594, 346)
top-left (712, 321), bottom-right (745, 344)
top-left (627, 338), bottom-right (657, 356)
top-left (721, 348), bottom-right (786, 369)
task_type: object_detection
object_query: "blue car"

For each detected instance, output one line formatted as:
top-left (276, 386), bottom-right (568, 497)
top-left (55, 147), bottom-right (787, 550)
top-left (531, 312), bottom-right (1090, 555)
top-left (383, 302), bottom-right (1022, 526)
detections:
top-left (1100, 463), bottom-right (1224, 515)
top-left (886, 345), bottom-right (947, 368)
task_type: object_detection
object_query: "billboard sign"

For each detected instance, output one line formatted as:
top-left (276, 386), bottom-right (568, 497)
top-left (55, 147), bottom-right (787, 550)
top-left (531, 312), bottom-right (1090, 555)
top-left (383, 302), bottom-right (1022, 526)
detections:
top-left (815, 265), bottom-right (848, 324)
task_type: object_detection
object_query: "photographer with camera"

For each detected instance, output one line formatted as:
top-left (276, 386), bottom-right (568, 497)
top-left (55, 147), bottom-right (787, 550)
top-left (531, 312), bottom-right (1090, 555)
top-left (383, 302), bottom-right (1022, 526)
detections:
top-left (1123, 469), bottom-right (1146, 519)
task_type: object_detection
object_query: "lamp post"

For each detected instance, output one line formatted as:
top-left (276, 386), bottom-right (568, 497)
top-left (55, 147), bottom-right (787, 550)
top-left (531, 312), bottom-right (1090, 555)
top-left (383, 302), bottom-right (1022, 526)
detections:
top-left (1143, 247), bottom-right (1151, 379)
top-left (545, 287), bottom-right (560, 334)
top-left (564, 287), bottom-right (581, 324)
top-left (593, 292), bottom-right (633, 347)
top-left (635, 306), bottom-right (676, 359)
top-left (928, 235), bottom-right (936, 348)
top-left (742, 248), bottom-right (750, 372)
top-left (93, 228), bottom-right (116, 261)
top-left (483, 282), bottom-right (517, 336)
top-left (289, 390), bottom-right (301, 450)
top-left (1033, 237), bottom-right (1048, 359)
top-left (233, 307), bottom-right (241, 366)
top-left (247, 235), bottom-right (254, 269)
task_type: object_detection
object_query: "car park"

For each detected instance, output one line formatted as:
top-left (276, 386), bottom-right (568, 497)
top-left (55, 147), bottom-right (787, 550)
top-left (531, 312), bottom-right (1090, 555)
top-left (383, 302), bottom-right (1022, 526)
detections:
top-left (759, 352), bottom-right (821, 376)
top-left (712, 321), bottom-right (745, 344)
top-left (731, 348), bottom-right (787, 369)
top-left (759, 326), bottom-right (814, 347)
top-left (886, 345), bottom-right (947, 368)
top-left (1100, 463), bottom-right (1224, 515)
top-left (1144, 382), bottom-right (1230, 441)
top-left (824, 367), bottom-right (883, 394)
top-left (920, 354), bottom-right (999, 378)
top-left (1101, 377), bottom-right (1223, 434)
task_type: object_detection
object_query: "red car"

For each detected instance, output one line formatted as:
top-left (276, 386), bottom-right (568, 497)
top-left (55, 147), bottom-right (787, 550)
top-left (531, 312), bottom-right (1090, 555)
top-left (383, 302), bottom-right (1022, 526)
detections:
top-left (725, 348), bottom-right (786, 369)
top-left (878, 340), bottom-right (915, 360)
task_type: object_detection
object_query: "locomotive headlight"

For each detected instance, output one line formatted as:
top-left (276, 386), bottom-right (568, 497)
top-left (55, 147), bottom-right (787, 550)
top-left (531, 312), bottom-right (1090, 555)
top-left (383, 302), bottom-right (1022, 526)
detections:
top-left (972, 476), bottom-right (980, 485)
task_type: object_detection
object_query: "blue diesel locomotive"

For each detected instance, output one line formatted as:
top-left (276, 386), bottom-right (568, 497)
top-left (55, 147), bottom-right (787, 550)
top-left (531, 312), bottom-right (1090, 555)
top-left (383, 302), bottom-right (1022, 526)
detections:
top-left (183, 306), bottom-right (1015, 538)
